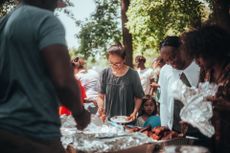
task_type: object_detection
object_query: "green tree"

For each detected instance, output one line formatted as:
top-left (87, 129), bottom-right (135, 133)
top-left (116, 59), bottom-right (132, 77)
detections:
top-left (0, 0), bottom-right (16, 16)
top-left (121, 0), bottom-right (133, 67)
top-left (208, 0), bottom-right (230, 32)
top-left (0, 0), bottom-right (74, 17)
top-left (77, 0), bottom-right (121, 59)
top-left (126, 0), bottom-right (208, 56)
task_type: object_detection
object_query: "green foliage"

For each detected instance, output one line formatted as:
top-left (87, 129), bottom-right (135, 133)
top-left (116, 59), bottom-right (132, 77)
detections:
top-left (68, 48), bottom-right (108, 69)
top-left (126, 0), bottom-right (209, 56)
top-left (76, 0), bottom-right (121, 59)
top-left (68, 48), bottom-right (79, 59)
top-left (0, 0), bottom-right (16, 16)
top-left (0, 0), bottom-right (74, 17)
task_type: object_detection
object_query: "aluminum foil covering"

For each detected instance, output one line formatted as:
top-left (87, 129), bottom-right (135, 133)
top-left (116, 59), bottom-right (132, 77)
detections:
top-left (171, 81), bottom-right (218, 138)
top-left (60, 115), bottom-right (154, 153)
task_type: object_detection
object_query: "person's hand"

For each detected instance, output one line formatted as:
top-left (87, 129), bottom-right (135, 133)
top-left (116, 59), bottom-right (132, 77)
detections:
top-left (206, 95), bottom-right (218, 103)
top-left (150, 82), bottom-right (160, 91)
top-left (127, 112), bottom-right (137, 121)
top-left (179, 121), bottom-right (189, 137)
top-left (73, 109), bottom-right (91, 130)
top-left (98, 107), bottom-right (106, 123)
top-left (98, 107), bottom-right (105, 116)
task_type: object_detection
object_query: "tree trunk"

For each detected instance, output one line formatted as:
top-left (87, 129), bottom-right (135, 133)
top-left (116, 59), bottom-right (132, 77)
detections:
top-left (121, 0), bottom-right (133, 67)
top-left (212, 0), bottom-right (230, 32)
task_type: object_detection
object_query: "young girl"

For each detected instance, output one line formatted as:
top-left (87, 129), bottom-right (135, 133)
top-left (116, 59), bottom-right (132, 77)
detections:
top-left (136, 95), bottom-right (160, 128)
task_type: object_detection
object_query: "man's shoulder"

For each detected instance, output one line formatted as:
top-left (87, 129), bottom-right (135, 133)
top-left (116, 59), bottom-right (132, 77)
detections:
top-left (160, 64), bottom-right (173, 74)
top-left (16, 4), bottom-right (57, 24)
top-left (11, 4), bottom-right (56, 27)
top-left (159, 65), bottom-right (174, 83)
top-left (20, 4), bottom-right (53, 16)
top-left (188, 61), bottom-right (200, 70)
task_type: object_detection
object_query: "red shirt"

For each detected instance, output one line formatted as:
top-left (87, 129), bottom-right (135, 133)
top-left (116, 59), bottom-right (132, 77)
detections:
top-left (59, 79), bottom-right (86, 115)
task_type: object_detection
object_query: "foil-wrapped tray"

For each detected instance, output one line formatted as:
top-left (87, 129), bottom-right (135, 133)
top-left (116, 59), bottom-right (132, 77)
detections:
top-left (60, 115), bottom-right (154, 153)
top-left (152, 136), bottom-right (197, 147)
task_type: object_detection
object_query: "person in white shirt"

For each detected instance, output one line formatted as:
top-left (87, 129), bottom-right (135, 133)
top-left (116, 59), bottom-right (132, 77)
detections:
top-left (77, 69), bottom-right (101, 101)
top-left (158, 36), bottom-right (200, 131)
top-left (72, 57), bottom-right (101, 114)
top-left (158, 64), bottom-right (173, 127)
top-left (135, 55), bottom-right (154, 95)
top-left (72, 57), bottom-right (101, 101)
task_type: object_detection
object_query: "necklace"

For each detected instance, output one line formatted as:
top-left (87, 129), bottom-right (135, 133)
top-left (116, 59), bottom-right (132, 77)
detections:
top-left (112, 65), bottom-right (129, 77)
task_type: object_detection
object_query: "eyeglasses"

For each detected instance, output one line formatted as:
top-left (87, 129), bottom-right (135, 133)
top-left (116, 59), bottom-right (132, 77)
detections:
top-left (109, 61), bottom-right (124, 67)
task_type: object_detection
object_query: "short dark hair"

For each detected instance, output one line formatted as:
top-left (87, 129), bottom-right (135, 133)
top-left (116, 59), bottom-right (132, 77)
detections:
top-left (107, 43), bottom-right (126, 59)
top-left (160, 36), bottom-right (180, 49)
top-left (72, 57), bottom-right (85, 69)
top-left (182, 25), bottom-right (230, 60)
top-left (135, 55), bottom-right (146, 63)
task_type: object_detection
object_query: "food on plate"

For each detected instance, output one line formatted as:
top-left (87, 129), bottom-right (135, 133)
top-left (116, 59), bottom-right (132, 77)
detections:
top-left (124, 126), bottom-right (179, 141)
top-left (151, 134), bottom-right (160, 140)
top-left (150, 126), bottom-right (179, 140)
top-left (139, 125), bottom-right (151, 132)
top-left (110, 116), bottom-right (132, 124)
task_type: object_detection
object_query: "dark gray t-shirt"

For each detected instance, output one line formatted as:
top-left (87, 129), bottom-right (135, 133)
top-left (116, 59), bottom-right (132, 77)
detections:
top-left (0, 4), bottom-right (66, 139)
top-left (100, 67), bottom-right (144, 118)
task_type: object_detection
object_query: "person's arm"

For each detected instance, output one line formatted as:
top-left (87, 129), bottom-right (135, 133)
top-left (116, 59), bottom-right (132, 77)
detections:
top-left (128, 71), bottom-right (144, 121)
top-left (150, 82), bottom-right (160, 91)
top-left (128, 97), bottom-right (142, 121)
top-left (96, 69), bottom-right (107, 122)
top-left (158, 66), bottom-right (169, 127)
top-left (207, 96), bottom-right (230, 111)
top-left (97, 93), bottom-right (105, 111)
top-left (41, 44), bottom-right (90, 130)
top-left (96, 93), bottom-right (106, 122)
top-left (215, 99), bottom-right (230, 111)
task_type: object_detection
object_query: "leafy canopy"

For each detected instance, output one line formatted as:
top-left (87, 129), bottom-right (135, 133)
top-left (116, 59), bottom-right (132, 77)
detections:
top-left (76, 0), bottom-right (121, 59)
top-left (0, 0), bottom-right (16, 16)
top-left (126, 0), bottom-right (208, 55)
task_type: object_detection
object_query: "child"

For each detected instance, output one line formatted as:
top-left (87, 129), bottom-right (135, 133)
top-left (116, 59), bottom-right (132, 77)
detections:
top-left (136, 95), bottom-right (161, 128)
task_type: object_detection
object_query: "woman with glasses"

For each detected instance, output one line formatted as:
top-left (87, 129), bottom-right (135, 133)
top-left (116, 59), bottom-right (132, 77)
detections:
top-left (97, 43), bottom-right (144, 122)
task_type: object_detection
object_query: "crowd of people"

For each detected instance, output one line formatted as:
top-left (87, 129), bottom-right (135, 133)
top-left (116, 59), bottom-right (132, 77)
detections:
top-left (0, 0), bottom-right (229, 153)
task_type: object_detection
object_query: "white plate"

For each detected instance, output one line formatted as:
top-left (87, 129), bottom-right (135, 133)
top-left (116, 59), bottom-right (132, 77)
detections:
top-left (110, 116), bottom-right (132, 124)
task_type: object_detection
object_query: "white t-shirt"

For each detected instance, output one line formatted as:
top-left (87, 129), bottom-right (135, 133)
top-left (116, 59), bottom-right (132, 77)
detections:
top-left (158, 61), bottom-right (200, 129)
top-left (75, 69), bottom-right (100, 101)
top-left (137, 68), bottom-right (154, 95)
